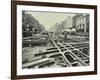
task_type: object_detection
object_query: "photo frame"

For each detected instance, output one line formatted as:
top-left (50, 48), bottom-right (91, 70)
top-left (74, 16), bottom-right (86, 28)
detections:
top-left (11, 1), bottom-right (97, 80)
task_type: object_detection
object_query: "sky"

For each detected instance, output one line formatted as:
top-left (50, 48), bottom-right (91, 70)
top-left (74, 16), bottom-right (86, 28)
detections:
top-left (25, 11), bottom-right (76, 31)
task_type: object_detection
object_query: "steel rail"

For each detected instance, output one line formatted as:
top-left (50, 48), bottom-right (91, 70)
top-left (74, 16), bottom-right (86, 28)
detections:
top-left (59, 42), bottom-right (88, 66)
top-left (49, 36), bottom-right (72, 67)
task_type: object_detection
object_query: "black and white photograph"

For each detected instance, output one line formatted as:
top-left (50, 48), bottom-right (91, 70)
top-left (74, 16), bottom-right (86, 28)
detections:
top-left (11, 1), bottom-right (97, 79)
top-left (22, 11), bottom-right (90, 69)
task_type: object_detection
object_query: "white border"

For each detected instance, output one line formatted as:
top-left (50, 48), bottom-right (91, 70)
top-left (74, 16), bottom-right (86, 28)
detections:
top-left (17, 5), bottom-right (94, 75)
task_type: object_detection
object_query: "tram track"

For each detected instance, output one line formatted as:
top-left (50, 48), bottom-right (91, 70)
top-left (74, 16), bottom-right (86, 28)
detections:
top-left (22, 35), bottom-right (89, 68)
top-left (49, 35), bottom-right (89, 67)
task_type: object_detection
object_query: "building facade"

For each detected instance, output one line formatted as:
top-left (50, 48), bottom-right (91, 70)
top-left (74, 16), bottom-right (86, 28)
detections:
top-left (72, 14), bottom-right (89, 34)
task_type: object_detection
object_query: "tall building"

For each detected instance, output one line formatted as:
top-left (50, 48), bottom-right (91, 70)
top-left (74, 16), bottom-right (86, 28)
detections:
top-left (72, 14), bottom-right (89, 34)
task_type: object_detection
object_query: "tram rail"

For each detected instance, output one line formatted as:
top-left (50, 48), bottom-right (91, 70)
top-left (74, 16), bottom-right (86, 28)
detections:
top-left (49, 35), bottom-right (89, 67)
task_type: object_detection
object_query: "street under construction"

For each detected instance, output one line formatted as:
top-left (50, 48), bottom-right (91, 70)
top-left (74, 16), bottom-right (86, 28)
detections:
top-left (22, 33), bottom-right (89, 69)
